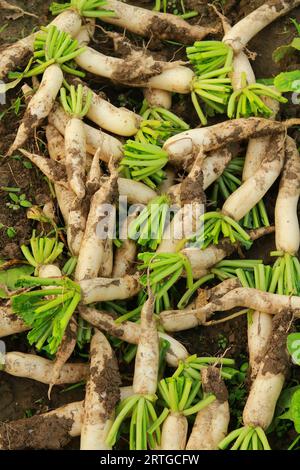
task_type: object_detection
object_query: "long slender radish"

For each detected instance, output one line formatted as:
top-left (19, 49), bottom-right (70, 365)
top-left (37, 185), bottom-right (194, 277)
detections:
top-left (275, 137), bottom-right (300, 255)
top-left (75, 162), bottom-right (118, 281)
top-left (60, 84), bottom-right (93, 199)
top-left (80, 329), bottom-right (121, 450)
top-left (222, 132), bottom-right (285, 221)
top-left (186, 367), bottom-right (230, 450)
top-left (79, 305), bottom-right (188, 367)
top-left (8, 64), bottom-right (64, 155)
top-left (223, 0), bottom-right (300, 53)
top-left (248, 311), bottom-right (273, 380)
top-left (48, 102), bottom-right (123, 158)
top-left (113, 208), bottom-right (139, 277)
top-left (101, 0), bottom-right (216, 43)
top-left (163, 118), bottom-right (285, 168)
top-left (79, 273), bottom-right (141, 304)
top-left (2, 351), bottom-right (88, 385)
top-left (0, 9), bottom-right (82, 79)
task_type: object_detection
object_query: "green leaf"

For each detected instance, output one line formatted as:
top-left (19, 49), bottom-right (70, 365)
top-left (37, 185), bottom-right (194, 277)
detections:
top-left (9, 193), bottom-right (19, 203)
top-left (272, 44), bottom-right (295, 62)
top-left (290, 390), bottom-right (300, 433)
top-left (287, 332), bottom-right (300, 364)
top-left (0, 265), bottom-right (34, 298)
top-left (291, 18), bottom-right (300, 35)
top-left (20, 200), bottom-right (32, 208)
top-left (274, 70), bottom-right (300, 92)
top-left (291, 37), bottom-right (300, 51)
top-left (6, 227), bottom-right (17, 238)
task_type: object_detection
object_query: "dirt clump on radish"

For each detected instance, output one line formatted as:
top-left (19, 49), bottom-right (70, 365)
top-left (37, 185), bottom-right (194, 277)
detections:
top-left (202, 367), bottom-right (229, 404)
top-left (89, 354), bottom-right (121, 420)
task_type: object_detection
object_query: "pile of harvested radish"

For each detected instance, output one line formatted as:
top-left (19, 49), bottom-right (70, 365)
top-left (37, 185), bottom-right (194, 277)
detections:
top-left (0, 0), bottom-right (300, 452)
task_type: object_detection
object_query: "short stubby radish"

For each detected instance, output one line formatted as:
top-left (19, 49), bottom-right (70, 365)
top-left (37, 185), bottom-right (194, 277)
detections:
top-left (60, 84), bottom-right (93, 199)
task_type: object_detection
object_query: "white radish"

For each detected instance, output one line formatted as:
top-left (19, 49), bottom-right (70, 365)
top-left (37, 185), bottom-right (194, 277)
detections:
top-left (275, 137), bottom-right (300, 254)
top-left (143, 89), bottom-right (172, 110)
top-left (80, 273), bottom-right (141, 304)
top-left (2, 351), bottom-right (88, 385)
top-left (79, 306), bottom-right (188, 367)
top-left (102, 0), bottom-right (216, 43)
top-left (113, 208), bottom-right (139, 277)
top-left (117, 177), bottom-right (157, 205)
top-left (0, 305), bottom-right (28, 338)
top-left (48, 102), bottom-right (123, 159)
top-left (65, 117), bottom-right (87, 199)
top-left (0, 9), bottom-right (82, 80)
top-left (160, 413), bottom-right (188, 450)
top-left (222, 132), bottom-right (285, 221)
top-left (80, 330), bottom-right (120, 450)
top-left (248, 311), bottom-right (273, 380)
top-left (8, 64), bottom-right (63, 155)
top-left (223, 0), bottom-right (300, 53)
top-left (163, 118), bottom-right (285, 167)
top-left (186, 367), bottom-right (230, 450)
top-left (243, 310), bottom-right (292, 430)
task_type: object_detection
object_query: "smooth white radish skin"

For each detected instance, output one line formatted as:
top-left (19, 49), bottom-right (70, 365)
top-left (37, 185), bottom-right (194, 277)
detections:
top-left (163, 118), bottom-right (285, 167)
top-left (48, 103), bottom-right (123, 159)
top-left (223, 0), bottom-right (300, 53)
top-left (275, 137), bottom-right (300, 254)
top-left (103, 0), bottom-right (216, 43)
top-left (143, 89), bottom-right (172, 110)
top-left (79, 306), bottom-right (188, 368)
top-left (133, 293), bottom-right (159, 396)
top-left (0, 306), bottom-right (28, 338)
top-left (75, 46), bottom-right (194, 93)
top-left (3, 351), bottom-right (88, 385)
top-left (230, 50), bottom-right (256, 90)
top-left (186, 367), bottom-right (230, 450)
top-left (182, 226), bottom-right (275, 279)
top-left (160, 413), bottom-right (188, 450)
top-left (75, 168), bottom-right (118, 281)
top-left (222, 132), bottom-right (285, 221)
top-left (113, 209), bottom-right (139, 277)
top-left (243, 97), bottom-right (280, 181)
top-left (86, 86), bottom-right (140, 136)
top-left (8, 64), bottom-right (64, 155)
top-left (46, 124), bottom-right (74, 224)
top-left (118, 178), bottom-right (157, 205)
top-left (65, 118), bottom-right (86, 199)
top-left (38, 264), bottom-right (62, 279)
top-left (80, 273), bottom-right (141, 304)
top-left (248, 311), bottom-right (273, 380)
top-left (0, 9), bottom-right (82, 80)
top-left (243, 310), bottom-right (292, 430)
top-left (0, 400), bottom-right (83, 450)
top-left (80, 330), bottom-right (120, 450)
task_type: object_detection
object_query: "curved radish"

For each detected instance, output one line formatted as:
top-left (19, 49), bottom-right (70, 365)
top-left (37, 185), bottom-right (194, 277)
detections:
top-left (80, 273), bottom-right (141, 304)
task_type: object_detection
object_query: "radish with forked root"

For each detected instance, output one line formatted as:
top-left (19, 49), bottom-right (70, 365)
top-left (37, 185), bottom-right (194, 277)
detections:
top-left (186, 367), bottom-right (230, 450)
top-left (60, 84), bottom-right (92, 198)
top-left (7, 25), bottom-right (87, 155)
top-left (80, 329), bottom-right (121, 450)
top-left (2, 351), bottom-right (89, 385)
top-left (219, 309), bottom-right (292, 450)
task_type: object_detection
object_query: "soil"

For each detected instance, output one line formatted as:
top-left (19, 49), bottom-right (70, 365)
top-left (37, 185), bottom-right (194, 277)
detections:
top-left (0, 0), bottom-right (299, 451)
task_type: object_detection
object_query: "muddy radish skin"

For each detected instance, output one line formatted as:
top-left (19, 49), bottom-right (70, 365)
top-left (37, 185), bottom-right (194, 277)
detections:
top-left (80, 330), bottom-right (121, 450)
top-left (8, 64), bottom-right (64, 155)
top-left (163, 118), bottom-right (285, 168)
top-left (102, 0), bottom-right (216, 44)
top-left (65, 117), bottom-right (87, 199)
top-left (2, 351), bottom-right (89, 385)
top-left (275, 137), bottom-right (300, 254)
top-left (186, 367), bottom-right (230, 450)
top-left (0, 305), bottom-right (28, 338)
top-left (243, 310), bottom-right (292, 431)
top-left (79, 273), bottom-right (141, 304)
top-left (0, 10), bottom-right (82, 80)
top-left (248, 312), bottom-right (273, 380)
top-left (78, 306), bottom-right (188, 368)
top-left (113, 208), bottom-right (139, 277)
